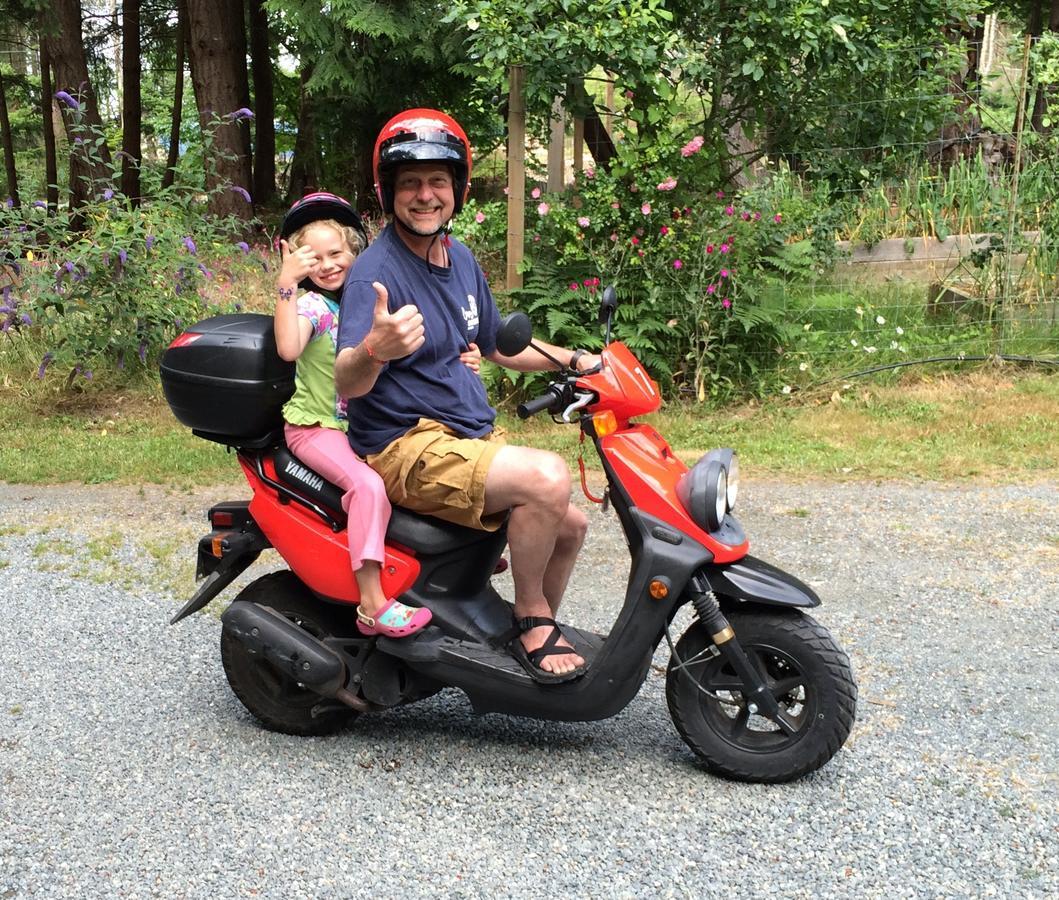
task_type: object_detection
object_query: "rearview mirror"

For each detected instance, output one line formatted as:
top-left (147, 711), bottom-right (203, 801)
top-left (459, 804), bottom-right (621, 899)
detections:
top-left (496, 312), bottom-right (533, 357)
top-left (597, 285), bottom-right (618, 324)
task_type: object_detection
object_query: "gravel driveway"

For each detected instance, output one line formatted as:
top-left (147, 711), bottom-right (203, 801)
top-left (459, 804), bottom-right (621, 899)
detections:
top-left (1, 478), bottom-right (1056, 899)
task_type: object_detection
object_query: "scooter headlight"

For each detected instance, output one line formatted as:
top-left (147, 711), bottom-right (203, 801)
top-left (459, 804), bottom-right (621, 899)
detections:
top-left (675, 448), bottom-right (738, 533)
top-left (726, 452), bottom-right (739, 510)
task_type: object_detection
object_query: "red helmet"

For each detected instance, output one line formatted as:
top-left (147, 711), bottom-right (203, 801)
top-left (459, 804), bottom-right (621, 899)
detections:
top-left (373, 109), bottom-right (472, 217)
top-left (280, 191), bottom-right (366, 244)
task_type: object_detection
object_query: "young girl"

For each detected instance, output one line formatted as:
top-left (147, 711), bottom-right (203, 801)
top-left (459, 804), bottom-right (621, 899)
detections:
top-left (276, 193), bottom-right (479, 637)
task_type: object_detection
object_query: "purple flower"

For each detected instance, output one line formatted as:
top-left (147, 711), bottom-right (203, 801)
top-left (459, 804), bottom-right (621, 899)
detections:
top-left (103, 189), bottom-right (114, 201)
top-left (37, 352), bottom-right (54, 379)
top-left (20, 313), bottom-right (32, 325)
top-left (4, 198), bottom-right (12, 208)
top-left (117, 353), bottom-right (125, 370)
top-left (118, 249), bottom-right (128, 265)
top-left (182, 237), bottom-right (197, 255)
top-left (229, 185), bottom-right (252, 203)
top-left (83, 370), bottom-right (93, 380)
top-left (33, 200), bottom-right (47, 209)
top-left (145, 235), bottom-right (155, 251)
top-left (137, 341), bottom-right (147, 364)
top-left (64, 261), bottom-right (75, 273)
top-left (55, 91), bottom-right (80, 110)
top-left (235, 241), bottom-right (250, 253)
top-left (198, 263), bottom-right (212, 278)
top-left (227, 107), bottom-right (254, 121)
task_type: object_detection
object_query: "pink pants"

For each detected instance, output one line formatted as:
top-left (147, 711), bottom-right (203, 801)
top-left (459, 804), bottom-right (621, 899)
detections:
top-left (284, 423), bottom-right (390, 570)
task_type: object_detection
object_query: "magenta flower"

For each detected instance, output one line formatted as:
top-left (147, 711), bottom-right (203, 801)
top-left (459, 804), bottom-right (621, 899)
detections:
top-left (719, 243), bottom-right (730, 254)
top-left (624, 89), bottom-right (634, 99)
top-left (753, 212), bottom-right (761, 220)
top-left (741, 211), bottom-right (750, 220)
top-left (706, 284), bottom-right (716, 295)
top-left (656, 177), bottom-right (678, 191)
top-left (673, 259), bottom-right (683, 270)
top-left (774, 214), bottom-right (783, 223)
top-left (569, 282), bottom-right (579, 291)
top-left (716, 190), bottom-right (725, 199)
top-left (722, 298), bottom-right (732, 309)
top-left (475, 211), bottom-right (486, 224)
top-left (724, 205), bottom-right (734, 215)
top-left (680, 135), bottom-right (704, 157)
top-left (706, 244), bottom-right (714, 254)
top-left (630, 236), bottom-right (640, 246)
top-left (720, 269), bottom-right (729, 278)
top-left (641, 202), bottom-right (652, 215)
top-left (659, 226), bottom-right (669, 236)
top-left (585, 168), bottom-right (595, 179)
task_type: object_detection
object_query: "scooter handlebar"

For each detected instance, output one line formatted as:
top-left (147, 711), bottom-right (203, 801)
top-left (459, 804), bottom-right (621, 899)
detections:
top-left (517, 387), bottom-right (562, 419)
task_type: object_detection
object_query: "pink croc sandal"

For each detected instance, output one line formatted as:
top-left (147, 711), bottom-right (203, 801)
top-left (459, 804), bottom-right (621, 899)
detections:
top-left (356, 598), bottom-right (432, 638)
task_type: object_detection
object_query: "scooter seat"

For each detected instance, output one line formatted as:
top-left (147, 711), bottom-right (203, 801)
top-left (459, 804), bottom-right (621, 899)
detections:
top-left (272, 446), bottom-right (505, 555)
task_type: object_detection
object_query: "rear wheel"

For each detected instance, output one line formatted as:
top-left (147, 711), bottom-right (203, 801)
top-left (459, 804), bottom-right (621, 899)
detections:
top-left (666, 609), bottom-right (856, 782)
top-left (220, 571), bottom-right (358, 736)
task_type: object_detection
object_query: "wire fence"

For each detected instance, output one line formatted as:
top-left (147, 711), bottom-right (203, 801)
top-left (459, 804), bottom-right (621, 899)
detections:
top-left (467, 33), bottom-right (1058, 390)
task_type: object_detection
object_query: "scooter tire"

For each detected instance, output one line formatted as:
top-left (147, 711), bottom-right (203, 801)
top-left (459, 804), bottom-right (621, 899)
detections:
top-left (666, 609), bottom-right (856, 783)
top-left (220, 570), bottom-right (358, 736)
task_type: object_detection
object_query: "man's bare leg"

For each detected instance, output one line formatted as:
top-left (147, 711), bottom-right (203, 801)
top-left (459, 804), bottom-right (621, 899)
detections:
top-left (483, 445), bottom-right (587, 675)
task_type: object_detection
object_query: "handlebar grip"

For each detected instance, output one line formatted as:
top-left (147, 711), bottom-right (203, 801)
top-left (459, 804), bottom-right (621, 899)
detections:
top-left (517, 389), bottom-right (560, 419)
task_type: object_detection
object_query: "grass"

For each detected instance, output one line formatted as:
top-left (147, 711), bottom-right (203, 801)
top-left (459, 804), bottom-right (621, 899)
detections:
top-left (0, 356), bottom-right (1055, 485)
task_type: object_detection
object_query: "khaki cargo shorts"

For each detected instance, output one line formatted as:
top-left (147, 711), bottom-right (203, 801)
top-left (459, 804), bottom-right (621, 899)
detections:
top-left (366, 418), bottom-right (508, 531)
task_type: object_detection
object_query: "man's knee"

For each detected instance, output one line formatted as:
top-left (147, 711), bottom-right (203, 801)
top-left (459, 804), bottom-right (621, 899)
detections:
top-left (561, 503), bottom-right (589, 546)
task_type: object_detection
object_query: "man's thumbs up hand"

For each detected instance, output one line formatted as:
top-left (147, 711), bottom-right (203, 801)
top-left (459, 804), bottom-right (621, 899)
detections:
top-left (363, 281), bottom-right (425, 362)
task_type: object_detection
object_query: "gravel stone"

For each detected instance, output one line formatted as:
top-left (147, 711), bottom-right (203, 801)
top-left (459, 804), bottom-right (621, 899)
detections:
top-left (0, 479), bottom-right (1056, 898)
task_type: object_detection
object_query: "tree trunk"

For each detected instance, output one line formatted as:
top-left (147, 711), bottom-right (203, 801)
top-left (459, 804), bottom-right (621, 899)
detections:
top-left (39, 40), bottom-right (59, 213)
top-left (42, 0), bottom-right (113, 210)
top-left (162, 0), bottom-right (188, 190)
top-left (120, 0), bottom-right (142, 203)
top-left (185, 0), bottom-right (253, 220)
top-left (286, 63), bottom-right (321, 203)
top-left (0, 66), bottom-right (19, 207)
top-left (248, 0), bottom-right (275, 206)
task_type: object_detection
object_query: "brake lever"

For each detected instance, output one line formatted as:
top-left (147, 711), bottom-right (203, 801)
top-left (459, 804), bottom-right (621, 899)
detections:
top-left (561, 392), bottom-right (595, 423)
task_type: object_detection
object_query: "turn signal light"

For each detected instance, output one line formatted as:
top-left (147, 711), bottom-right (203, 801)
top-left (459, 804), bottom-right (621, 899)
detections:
top-left (211, 533), bottom-right (231, 558)
top-left (649, 578), bottom-right (670, 599)
top-left (592, 410), bottom-right (618, 437)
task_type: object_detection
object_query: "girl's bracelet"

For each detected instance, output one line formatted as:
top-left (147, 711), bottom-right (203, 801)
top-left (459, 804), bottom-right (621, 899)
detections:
top-left (277, 285), bottom-right (295, 302)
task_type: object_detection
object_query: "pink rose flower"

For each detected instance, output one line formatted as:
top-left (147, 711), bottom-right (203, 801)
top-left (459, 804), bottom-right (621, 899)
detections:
top-left (531, 187), bottom-right (541, 199)
top-left (537, 202), bottom-right (550, 215)
top-left (657, 177), bottom-right (678, 191)
top-left (680, 135), bottom-right (704, 157)
top-left (577, 216), bottom-right (590, 227)
top-left (475, 211), bottom-right (486, 224)
top-left (641, 202), bottom-right (652, 215)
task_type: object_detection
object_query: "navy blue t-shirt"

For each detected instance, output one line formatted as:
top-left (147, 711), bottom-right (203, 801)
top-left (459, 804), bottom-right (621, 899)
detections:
top-left (337, 225), bottom-right (501, 456)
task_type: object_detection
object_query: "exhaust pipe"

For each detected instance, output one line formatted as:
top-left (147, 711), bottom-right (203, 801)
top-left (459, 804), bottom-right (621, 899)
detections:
top-left (221, 600), bottom-right (369, 713)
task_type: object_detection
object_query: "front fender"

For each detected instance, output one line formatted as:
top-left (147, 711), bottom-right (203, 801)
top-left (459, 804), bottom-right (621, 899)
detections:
top-left (702, 555), bottom-right (820, 608)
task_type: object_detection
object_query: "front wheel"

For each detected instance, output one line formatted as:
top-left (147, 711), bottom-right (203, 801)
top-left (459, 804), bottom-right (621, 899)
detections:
top-left (666, 609), bottom-right (856, 782)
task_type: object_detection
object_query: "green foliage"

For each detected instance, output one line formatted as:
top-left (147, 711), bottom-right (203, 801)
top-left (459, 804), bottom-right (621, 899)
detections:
top-left (455, 136), bottom-right (798, 400)
top-left (0, 113), bottom-right (265, 380)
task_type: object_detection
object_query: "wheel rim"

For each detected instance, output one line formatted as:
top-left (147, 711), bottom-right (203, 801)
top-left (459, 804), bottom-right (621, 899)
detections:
top-left (684, 640), bottom-right (814, 754)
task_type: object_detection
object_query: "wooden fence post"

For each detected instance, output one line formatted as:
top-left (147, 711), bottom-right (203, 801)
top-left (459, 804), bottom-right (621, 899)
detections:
top-left (547, 97), bottom-right (565, 192)
top-left (506, 65), bottom-right (525, 290)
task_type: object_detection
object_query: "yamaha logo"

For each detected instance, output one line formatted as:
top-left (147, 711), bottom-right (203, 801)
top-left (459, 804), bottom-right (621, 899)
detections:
top-left (284, 459), bottom-right (324, 492)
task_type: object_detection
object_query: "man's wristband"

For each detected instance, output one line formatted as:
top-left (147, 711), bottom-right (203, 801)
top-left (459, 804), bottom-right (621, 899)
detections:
top-left (362, 339), bottom-right (385, 364)
top-left (570, 349), bottom-right (587, 371)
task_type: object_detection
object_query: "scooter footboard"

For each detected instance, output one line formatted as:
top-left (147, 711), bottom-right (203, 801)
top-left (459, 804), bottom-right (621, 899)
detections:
top-left (703, 555), bottom-right (820, 608)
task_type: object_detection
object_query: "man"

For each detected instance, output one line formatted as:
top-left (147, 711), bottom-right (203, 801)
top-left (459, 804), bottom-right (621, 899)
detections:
top-left (334, 109), bottom-right (599, 684)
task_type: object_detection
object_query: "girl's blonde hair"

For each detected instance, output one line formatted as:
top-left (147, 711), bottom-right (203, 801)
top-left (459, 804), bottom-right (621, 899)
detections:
top-left (287, 218), bottom-right (366, 256)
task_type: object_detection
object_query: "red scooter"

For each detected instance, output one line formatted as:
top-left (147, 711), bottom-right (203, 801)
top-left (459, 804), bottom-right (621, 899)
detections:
top-left (161, 287), bottom-right (856, 782)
